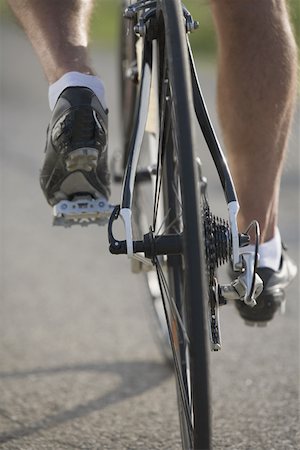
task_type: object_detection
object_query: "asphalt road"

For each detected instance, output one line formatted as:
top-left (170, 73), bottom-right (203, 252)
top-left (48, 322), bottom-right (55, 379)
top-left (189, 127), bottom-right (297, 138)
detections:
top-left (0, 22), bottom-right (299, 450)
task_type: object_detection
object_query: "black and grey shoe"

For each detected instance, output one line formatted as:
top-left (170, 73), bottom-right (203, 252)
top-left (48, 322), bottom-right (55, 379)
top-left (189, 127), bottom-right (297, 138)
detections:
top-left (40, 87), bottom-right (110, 206)
top-left (235, 247), bottom-right (297, 325)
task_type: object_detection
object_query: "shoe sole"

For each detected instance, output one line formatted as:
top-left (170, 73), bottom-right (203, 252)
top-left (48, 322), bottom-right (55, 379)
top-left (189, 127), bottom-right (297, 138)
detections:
top-left (50, 148), bottom-right (106, 205)
top-left (243, 298), bottom-right (287, 327)
top-left (238, 256), bottom-right (297, 327)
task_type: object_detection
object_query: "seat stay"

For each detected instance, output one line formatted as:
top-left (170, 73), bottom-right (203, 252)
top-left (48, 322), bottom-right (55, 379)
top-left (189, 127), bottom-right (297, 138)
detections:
top-left (119, 36), bottom-right (153, 257)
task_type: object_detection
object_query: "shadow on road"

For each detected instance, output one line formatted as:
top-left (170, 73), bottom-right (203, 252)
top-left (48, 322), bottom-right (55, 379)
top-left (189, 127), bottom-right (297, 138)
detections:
top-left (0, 360), bottom-right (172, 444)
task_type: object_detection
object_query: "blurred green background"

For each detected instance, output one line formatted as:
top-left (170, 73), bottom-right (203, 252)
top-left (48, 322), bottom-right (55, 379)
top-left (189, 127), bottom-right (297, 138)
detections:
top-left (0, 0), bottom-right (299, 57)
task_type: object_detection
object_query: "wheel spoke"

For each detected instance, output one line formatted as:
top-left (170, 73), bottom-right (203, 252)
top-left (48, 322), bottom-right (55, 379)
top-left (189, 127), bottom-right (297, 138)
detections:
top-left (155, 258), bottom-right (194, 438)
top-left (156, 208), bottom-right (171, 235)
top-left (158, 213), bottom-right (182, 238)
top-left (153, 54), bottom-right (171, 229)
top-left (132, 253), bottom-right (153, 267)
top-left (172, 180), bottom-right (183, 216)
top-left (155, 260), bottom-right (190, 345)
top-left (153, 103), bottom-right (171, 230)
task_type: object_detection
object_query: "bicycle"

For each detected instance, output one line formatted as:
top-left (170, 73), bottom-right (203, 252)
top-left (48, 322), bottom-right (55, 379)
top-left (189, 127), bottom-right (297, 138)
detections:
top-left (53, 1), bottom-right (263, 448)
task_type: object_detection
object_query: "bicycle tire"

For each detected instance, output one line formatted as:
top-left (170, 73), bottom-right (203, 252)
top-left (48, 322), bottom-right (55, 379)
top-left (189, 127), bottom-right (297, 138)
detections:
top-left (153, 1), bottom-right (211, 448)
top-left (119, 1), bottom-right (211, 448)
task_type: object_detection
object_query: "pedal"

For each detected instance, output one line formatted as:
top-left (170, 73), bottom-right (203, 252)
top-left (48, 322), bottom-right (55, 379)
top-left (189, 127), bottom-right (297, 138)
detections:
top-left (53, 196), bottom-right (114, 227)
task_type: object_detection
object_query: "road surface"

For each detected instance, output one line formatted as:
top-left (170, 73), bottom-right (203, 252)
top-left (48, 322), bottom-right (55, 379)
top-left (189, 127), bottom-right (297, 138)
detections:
top-left (0, 21), bottom-right (299, 450)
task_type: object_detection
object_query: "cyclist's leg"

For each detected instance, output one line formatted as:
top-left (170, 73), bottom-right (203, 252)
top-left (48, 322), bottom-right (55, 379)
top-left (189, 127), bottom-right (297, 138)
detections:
top-left (7, 0), bottom-right (95, 83)
top-left (7, 0), bottom-right (110, 206)
top-left (211, 0), bottom-right (298, 323)
top-left (210, 0), bottom-right (297, 245)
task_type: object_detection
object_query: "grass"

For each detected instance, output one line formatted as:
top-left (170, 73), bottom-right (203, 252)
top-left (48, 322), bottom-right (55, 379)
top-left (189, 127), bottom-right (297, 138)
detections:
top-left (0, 0), bottom-right (299, 57)
top-left (90, 0), bottom-right (217, 55)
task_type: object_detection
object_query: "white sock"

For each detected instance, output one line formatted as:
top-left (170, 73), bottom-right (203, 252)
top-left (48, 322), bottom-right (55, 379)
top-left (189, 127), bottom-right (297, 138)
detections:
top-left (241, 227), bottom-right (282, 271)
top-left (48, 71), bottom-right (107, 111)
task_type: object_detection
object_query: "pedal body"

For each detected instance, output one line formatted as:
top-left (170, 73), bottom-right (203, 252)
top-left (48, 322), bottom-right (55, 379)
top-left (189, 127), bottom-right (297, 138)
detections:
top-left (53, 196), bottom-right (114, 227)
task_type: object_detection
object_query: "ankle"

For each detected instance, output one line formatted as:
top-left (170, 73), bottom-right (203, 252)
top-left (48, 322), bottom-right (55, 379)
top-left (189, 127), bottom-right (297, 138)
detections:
top-left (242, 227), bottom-right (282, 271)
top-left (258, 227), bottom-right (282, 270)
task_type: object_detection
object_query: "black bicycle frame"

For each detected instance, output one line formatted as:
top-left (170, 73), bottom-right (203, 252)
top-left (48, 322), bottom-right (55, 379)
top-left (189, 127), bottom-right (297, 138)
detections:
top-left (121, 36), bottom-right (153, 210)
top-left (110, 4), bottom-right (241, 267)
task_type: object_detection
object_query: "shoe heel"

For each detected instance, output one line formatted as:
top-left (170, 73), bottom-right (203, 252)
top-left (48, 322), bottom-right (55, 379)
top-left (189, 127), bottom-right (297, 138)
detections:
top-left (66, 148), bottom-right (98, 172)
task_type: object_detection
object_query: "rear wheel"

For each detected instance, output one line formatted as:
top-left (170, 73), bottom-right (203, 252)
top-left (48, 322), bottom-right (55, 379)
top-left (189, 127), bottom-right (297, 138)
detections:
top-left (120, 1), bottom-right (211, 448)
top-left (151, 1), bottom-right (211, 448)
